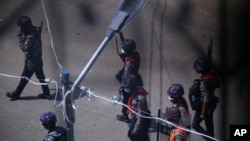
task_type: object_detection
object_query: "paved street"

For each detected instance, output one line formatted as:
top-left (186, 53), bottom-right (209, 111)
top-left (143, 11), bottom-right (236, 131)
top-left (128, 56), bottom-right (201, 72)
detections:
top-left (0, 0), bottom-right (249, 141)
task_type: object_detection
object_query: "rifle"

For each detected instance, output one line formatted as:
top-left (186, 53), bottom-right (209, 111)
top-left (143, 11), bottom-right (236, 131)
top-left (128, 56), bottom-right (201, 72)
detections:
top-left (35, 21), bottom-right (43, 42)
top-left (156, 109), bottom-right (161, 141)
top-left (116, 32), bottom-right (126, 55)
top-left (40, 20), bottom-right (43, 34)
top-left (207, 38), bottom-right (213, 71)
top-left (119, 32), bottom-right (125, 42)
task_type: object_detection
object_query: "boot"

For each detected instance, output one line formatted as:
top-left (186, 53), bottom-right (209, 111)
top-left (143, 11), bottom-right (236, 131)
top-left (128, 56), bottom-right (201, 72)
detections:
top-left (38, 93), bottom-right (52, 100)
top-left (6, 91), bottom-right (20, 100)
top-left (116, 114), bottom-right (130, 123)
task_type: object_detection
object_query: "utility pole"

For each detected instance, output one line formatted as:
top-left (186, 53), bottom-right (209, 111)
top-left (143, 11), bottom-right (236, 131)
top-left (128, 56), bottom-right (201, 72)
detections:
top-left (61, 70), bottom-right (75, 141)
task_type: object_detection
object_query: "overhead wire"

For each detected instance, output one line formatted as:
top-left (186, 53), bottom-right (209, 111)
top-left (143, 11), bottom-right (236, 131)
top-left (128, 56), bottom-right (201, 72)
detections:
top-left (40, 0), bottom-right (63, 77)
top-left (40, 0), bottom-right (69, 118)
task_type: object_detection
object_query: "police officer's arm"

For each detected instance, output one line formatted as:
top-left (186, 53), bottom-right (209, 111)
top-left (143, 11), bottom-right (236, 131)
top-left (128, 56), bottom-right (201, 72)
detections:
top-left (17, 32), bottom-right (27, 51)
top-left (200, 81), bottom-right (209, 118)
top-left (201, 102), bottom-right (208, 118)
top-left (117, 86), bottom-right (124, 102)
top-left (132, 98), bottom-right (143, 134)
top-left (132, 95), bottom-right (147, 134)
top-left (132, 100), bottom-right (141, 134)
top-left (18, 33), bottom-right (35, 52)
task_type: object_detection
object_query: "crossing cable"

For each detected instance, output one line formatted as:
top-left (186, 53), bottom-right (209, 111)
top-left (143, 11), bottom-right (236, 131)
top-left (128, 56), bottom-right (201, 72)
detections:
top-left (0, 73), bottom-right (52, 86)
top-left (0, 71), bottom-right (220, 141)
top-left (76, 88), bottom-right (221, 141)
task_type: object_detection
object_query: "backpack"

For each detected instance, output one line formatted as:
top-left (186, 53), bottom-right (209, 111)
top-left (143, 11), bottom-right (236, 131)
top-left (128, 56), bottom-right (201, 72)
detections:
top-left (188, 79), bottom-right (202, 111)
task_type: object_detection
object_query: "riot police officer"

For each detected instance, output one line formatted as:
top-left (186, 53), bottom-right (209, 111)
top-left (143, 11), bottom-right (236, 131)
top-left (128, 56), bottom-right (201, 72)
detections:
top-left (191, 57), bottom-right (220, 141)
top-left (6, 16), bottom-right (51, 100)
top-left (167, 83), bottom-right (191, 130)
top-left (124, 74), bottom-right (150, 141)
top-left (40, 112), bottom-right (67, 141)
top-left (165, 107), bottom-right (188, 141)
top-left (116, 39), bottom-right (144, 122)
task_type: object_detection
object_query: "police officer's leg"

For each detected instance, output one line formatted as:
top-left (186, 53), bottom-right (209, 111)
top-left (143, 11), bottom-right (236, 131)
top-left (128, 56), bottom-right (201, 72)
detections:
top-left (117, 90), bottom-right (130, 122)
top-left (128, 117), bottom-right (138, 141)
top-left (15, 64), bottom-right (34, 96)
top-left (122, 91), bottom-right (130, 115)
top-left (204, 103), bottom-right (217, 141)
top-left (35, 68), bottom-right (50, 95)
top-left (192, 110), bottom-right (207, 137)
top-left (203, 112), bottom-right (214, 141)
top-left (137, 118), bottom-right (150, 141)
top-left (204, 98), bottom-right (218, 140)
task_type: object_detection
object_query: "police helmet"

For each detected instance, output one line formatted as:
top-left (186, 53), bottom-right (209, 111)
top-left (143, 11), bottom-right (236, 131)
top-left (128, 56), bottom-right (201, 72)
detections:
top-left (121, 39), bottom-right (136, 53)
top-left (165, 107), bottom-right (181, 121)
top-left (17, 16), bottom-right (32, 28)
top-left (193, 57), bottom-right (210, 74)
top-left (167, 83), bottom-right (184, 98)
top-left (40, 112), bottom-right (57, 128)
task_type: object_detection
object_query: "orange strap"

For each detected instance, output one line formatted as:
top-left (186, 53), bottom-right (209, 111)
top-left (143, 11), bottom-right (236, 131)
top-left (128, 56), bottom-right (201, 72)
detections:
top-left (126, 87), bottom-right (149, 114)
top-left (127, 96), bottom-right (133, 114)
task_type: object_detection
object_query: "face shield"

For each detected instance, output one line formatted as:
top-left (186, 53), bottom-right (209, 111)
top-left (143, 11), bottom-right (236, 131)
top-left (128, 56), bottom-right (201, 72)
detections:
top-left (194, 64), bottom-right (203, 73)
top-left (121, 48), bottom-right (126, 54)
top-left (168, 96), bottom-right (177, 103)
top-left (40, 121), bottom-right (49, 130)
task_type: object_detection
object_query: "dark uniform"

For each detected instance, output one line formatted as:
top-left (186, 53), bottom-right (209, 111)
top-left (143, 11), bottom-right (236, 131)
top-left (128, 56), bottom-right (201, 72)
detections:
top-left (116, 39), bottom-right (144, 122)
top-left (116, 39), bottom-right (143, 86)
top-left (128, 94), bottom-right (150, 141)
top-left (191, 57), bottom-right (220, 141)
top-left (166, 107), bottom-right (187, 141)
top-left (6, 16), bottom-right (51, 100)
top-left (168, 84), bottom-right (191, 131)
top-left (40, 112), bottom-right (67, 141)
top-left (122, 75), bottom-right (150, 141)
top-left (44, 126), bottom-right (67, 141)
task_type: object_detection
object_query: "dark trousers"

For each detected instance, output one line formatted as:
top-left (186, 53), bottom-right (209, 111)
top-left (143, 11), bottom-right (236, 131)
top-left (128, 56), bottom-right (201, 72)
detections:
top-left (192, 108), bottom-right (215, 141)
top-left (121, 91), bottom-right (130, 115)
top-left (14, 64), bottom-right (50, 96)
top-left (128, 117), bottom-right (150, 141)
